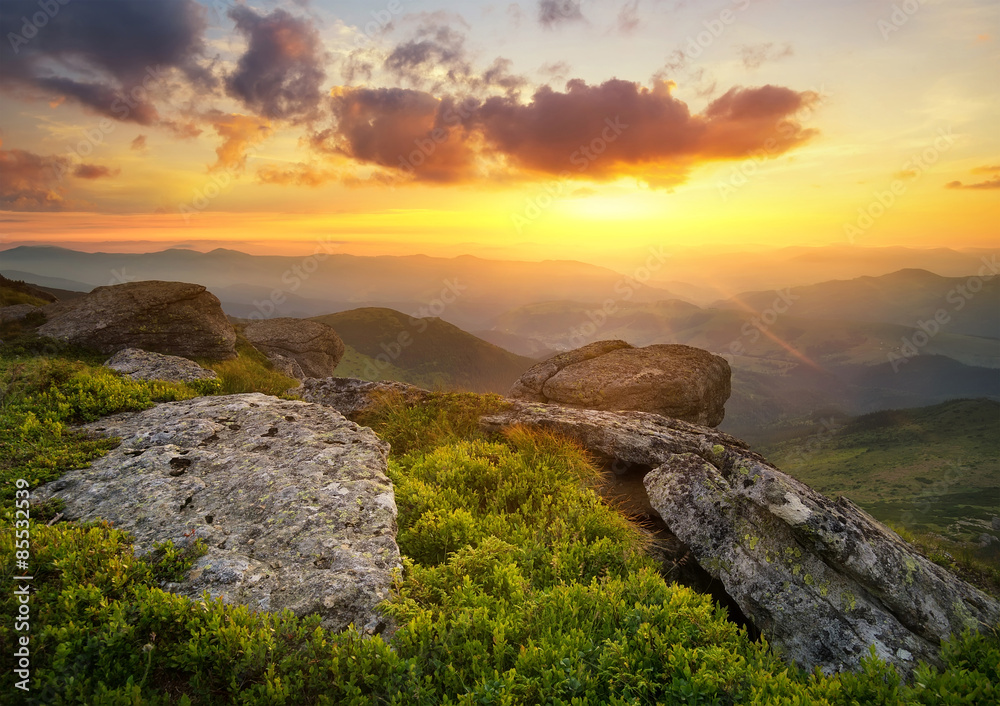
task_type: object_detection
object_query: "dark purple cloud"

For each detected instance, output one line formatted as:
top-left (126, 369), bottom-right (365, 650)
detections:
top-left (226, 6), bottom-right (328, 122)
top-left (0, 0), bottom-right (211, 124)
top-left (317, 79), bottom-right (818, 186)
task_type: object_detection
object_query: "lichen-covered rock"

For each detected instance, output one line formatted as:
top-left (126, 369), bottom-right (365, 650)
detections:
top-left (301, 377), bottom-right (432, 417)
top-left (0, 303), bottom-right (41, 324)
top-left (37, 280), bottom-right (236, 359)
top-left (481, 401), bottom-right (1000, 675)
top-left (33, 393), bottom-right (401, 634)
top-left (507, 340), bottom-right (731, 427)
top-left (104, 348), bottom-right (219, 383)
top-left (243, 318), bottom-right (345, 379)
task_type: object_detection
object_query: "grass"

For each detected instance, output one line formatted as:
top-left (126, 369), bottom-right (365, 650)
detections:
top-left (1, 279), bottom-right (53, 308)
top-left (0, 287), bottom-right (49, 308)
top-left (759, 399), bottom-right (1000, 548)
top-left (1, 345), bottom-right (998, 703)
top-left (199, 334), bottom-right (301, 397)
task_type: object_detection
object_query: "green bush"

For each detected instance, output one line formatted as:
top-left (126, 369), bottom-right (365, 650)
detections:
top-left (2, 358), bottom-right (998, 704)
top-left (0, 358), bottom-right (211, 505)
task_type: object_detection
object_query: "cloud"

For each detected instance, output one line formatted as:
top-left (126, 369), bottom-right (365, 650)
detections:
top-left (314, 87), bottom-right (479, 183)
top-left (130, 135), bottom-right (148, 152)
top-left (257, 162), bottom-right (338, 187)
top-left (478, 81), bottom-right (817, 184)
top-left (539, 61), bottom-right (572, 81)
top-left (945, 165), bottom-right (1000, 190)
top-left (481, 58), bottom-right (527, 95)
top-left (617, 0), bottom-right (641, 35)
top-left (893, 169), bottom-right (918, 180)
top-left (317, 79), bottom-right (818, 187)
top-left (539, 0), bottom-right (584, 28)
top-left (226, 7), bottom-right (328, 122)
top-left (946, 177), bottom-right (1000, 190)
top-left (738, 42), bottom-right (794, 70)
top-left (72, 164), bottom-right (120, 179)
top-left (356, 19), bottom-right (526, 96)
top-left (0, 143), bottom-right (70, 210)
top-left (384, 23), bottom-right (471, 87)
top-left (508, 3), bottom-right (525, 28)
top-left (204, 112), bottom-right (272, 173)
top-left (0, 0), bottom-right (211, 125)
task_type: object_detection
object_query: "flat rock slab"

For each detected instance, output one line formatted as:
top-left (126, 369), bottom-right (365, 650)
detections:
top-left (105, 347), bottom-right (219, 383)
top-left (34, 393), bottom-right (401, 634)
top-left (481, 401), bottom-right (1000, 675)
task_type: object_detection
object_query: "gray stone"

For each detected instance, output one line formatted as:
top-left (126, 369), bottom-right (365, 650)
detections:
top-left (33, 393), bottom-right (401, 634)
top-left (481, 401), bottom-right (1000, 675)
top-left (301, 377), bottom-right (432, 417)
top-left (105, 348), bottom-right (219, 383)
top-left (243, 318), bottom-right (345, 379)
top-left (0, 303), bottom-right (41, 324)
top-left (507, 340), bottom-right (731, 427)
top-left (38, 280), bottom-right (236, 359)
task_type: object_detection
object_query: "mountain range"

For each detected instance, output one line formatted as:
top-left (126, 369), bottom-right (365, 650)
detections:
top-left (4, 245), bottom-right (997, 433)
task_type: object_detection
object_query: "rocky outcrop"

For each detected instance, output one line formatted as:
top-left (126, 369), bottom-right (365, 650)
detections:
top-left (33, 393), bottom-right (401, 634)
top-left (38, 281), bottom-right (236, 359)
top-left (0, 303), bottom-right (41, 324)
top-left (507, 340), bottom-right (731, 427)
top-left (243, 318), bottom-right (345, 380)
top-left (105, 348), bottom-right (219, 383)
top-left (301, 377), bottom-right (432, 417)
top-left (480, 401), bottom-right (1000, 675)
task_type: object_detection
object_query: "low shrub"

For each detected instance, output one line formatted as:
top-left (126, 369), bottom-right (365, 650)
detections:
top-left (1, 358), bottom-right (997, 704)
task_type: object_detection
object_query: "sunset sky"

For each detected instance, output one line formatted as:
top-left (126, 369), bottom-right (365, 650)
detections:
top-left (0, 0), bottom-right (997, 270)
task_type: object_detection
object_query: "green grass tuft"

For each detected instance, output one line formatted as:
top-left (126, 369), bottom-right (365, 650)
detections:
top-left (200, 335), bottom-right (300, 397)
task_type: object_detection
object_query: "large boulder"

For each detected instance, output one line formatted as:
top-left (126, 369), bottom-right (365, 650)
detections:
top-left (508, 340), bottom-right (731, 427)
top-left (37, 281), bottom-right (236, 359)
top-left (480, 401), bottom-right (1000, 676)
top-left (33, 393), bottom-right (401, 634)
top-left (0, 303), bottom-right (41, 324)
top-left (105, 348), bottom-right (219, 383)
top-left (301, 377), bottom-right (432, 417)
top-left (243, 318), bottom-right (345, 380)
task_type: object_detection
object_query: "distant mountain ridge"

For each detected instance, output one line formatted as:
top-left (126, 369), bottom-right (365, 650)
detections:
top-left (0, 246), bottom-right (684, 330)
top-left (715, 268), bottom-right (1000, 339)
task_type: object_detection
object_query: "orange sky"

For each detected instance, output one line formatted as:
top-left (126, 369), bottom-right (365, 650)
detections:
top-left (1, 0), bottom-right (997, 269)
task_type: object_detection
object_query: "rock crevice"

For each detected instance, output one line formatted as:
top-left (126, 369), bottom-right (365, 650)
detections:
top-left (481, 400), bottom-right (1000, 675)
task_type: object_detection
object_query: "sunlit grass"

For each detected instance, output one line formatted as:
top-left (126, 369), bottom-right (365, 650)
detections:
top-left (201, 335), bottom-right (300, 397)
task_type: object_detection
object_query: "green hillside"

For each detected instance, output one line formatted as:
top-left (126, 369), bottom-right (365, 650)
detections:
top-left (317, 307), bottom-right (536, 394)
top-left (2, 338), bottom-right (997, 702)
top-left (0, 273), bottom-right (56, 307)
top-left (759, 399), bottom-right (1000, 548)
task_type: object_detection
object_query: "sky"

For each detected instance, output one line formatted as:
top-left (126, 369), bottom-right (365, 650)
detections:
top-left (0, 0), bottom-right (997, 271)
